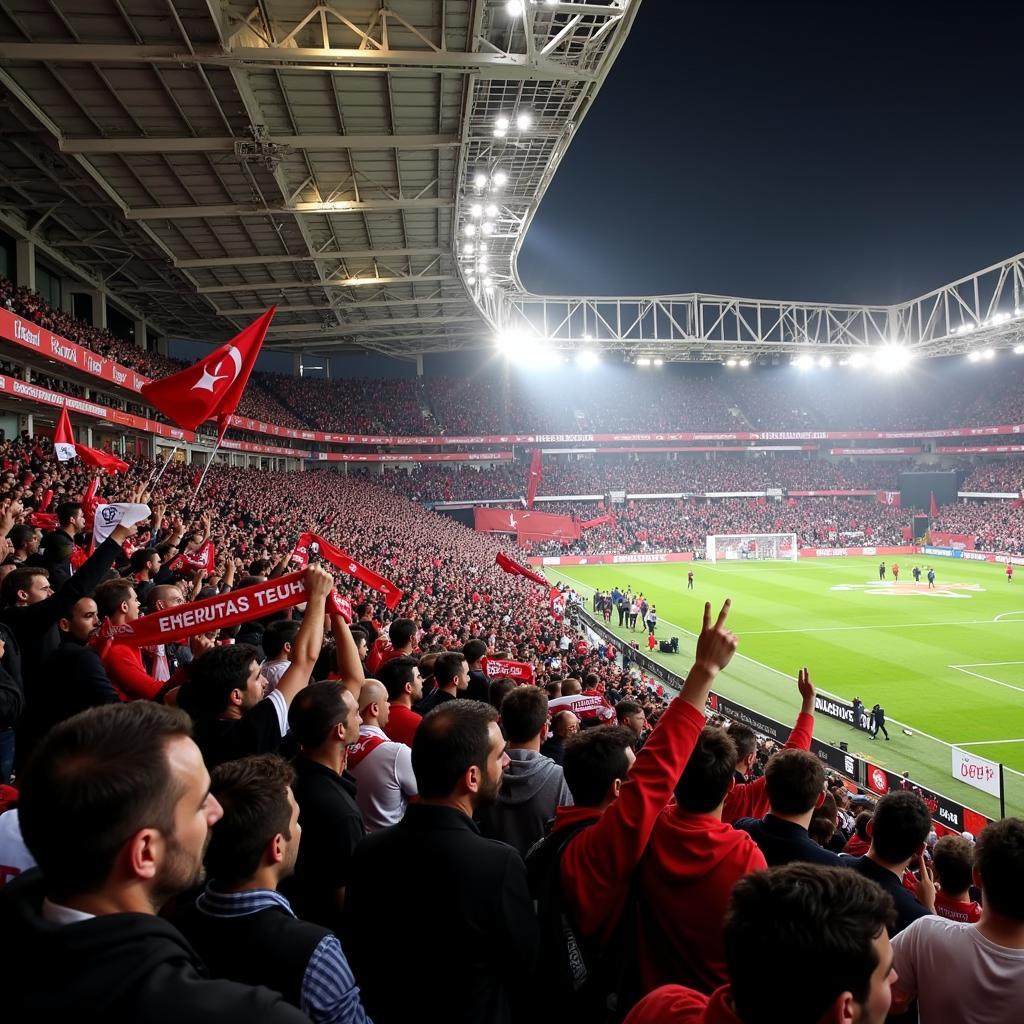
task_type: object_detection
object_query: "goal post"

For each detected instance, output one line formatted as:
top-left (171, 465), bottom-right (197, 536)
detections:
top-left (706, 533), bottom-right (798, 563)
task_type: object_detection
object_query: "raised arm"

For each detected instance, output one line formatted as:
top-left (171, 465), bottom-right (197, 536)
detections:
top-left (275, 566), bottom-right (333, 707)
top-left (331, 611), bottom-right (365, 699)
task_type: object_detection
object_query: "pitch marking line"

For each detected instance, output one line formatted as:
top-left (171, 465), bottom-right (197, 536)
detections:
top-left (742, 619), bottom-right (1014, 636)
top-left (994, 611), bottom-right (1024, 622)
top-left (549, 568), bottom-right (958, 753)
top-left (953, 738), bottom-right (1024, 748)
top-left (948, 664), bottom-right (1024, 696)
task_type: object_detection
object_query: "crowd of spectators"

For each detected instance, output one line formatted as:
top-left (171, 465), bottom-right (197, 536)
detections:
top-left (961, 462), bottom-right (1024, 494)
top-left (930, 499), bottom-right (1024, 555)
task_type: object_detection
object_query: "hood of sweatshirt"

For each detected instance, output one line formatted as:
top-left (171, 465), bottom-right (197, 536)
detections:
top-left (495, 749), bottom-right (566, 807)
top-left (645, 804), bottom-right (766, 882)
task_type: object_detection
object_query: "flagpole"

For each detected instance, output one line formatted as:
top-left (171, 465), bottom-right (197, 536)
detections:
top-left (190, 438), bottom-right (222, 506)
top-left (149, 443), bottom-right (181, 488)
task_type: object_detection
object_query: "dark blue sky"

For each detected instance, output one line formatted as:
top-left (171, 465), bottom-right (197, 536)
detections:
top-left (517, 1), bottom-right (1024, 305)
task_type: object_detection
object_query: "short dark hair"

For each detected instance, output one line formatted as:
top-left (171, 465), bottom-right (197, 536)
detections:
top-left (288, 681), bottom-right (348, 749)
top-left (488, 678), bottom-right (515, 710)
top-left (931, 835), bottom-right (975, 896)
top-left (388, 618), bottom-right (417, 649)
top-left (616, 700), bottom-right (643, 722)
top-left (262, 619), bottom-right (301, 658)
top-left (675, 727), bottom-right (738, 813)
top-left (17, 703), bottom-right (192, 900)
top-left (178, 644), bottom-right (261, 719)
top-left (725, 865), bottom-right (896, 1022)
top-left (764, 748), bottom-right (825, 816)
top-left (1, 566), bottom-right (47, 606)
top-left (501, 685), bottom-right (548, 744)
top-left (8, 523), bottom-right (36, 550)
top-left (130, 548), bottom-right (159, 573)
top-left (412, 700), bottom-right (498, 799)
top-left (348, 626), bottom-right (367, 647)
top-left (56, 500), bottom-right (82, 527)
top-left (728, 723), bottom-right (757, 761)
top-left (249, 558), bottom-right (272, 576)
top-left (94, 578), bottom-right (136, 618)
top-left (870, 792), bottom-right (932, 863)
top-left (463, 638), bottom-right (487, 666)
top-left (434, 651), bottom-right (467, 687)
top-left (205, 755), bottom-right (294, 886)
top-left (854, 810), bottom-right (873, 841)
top-left (562, 726), bottom-right (635, 807)
top-left (378, 656), bottom-right (419, 700)
top-left (975, 817), bottom-right (1024, 920)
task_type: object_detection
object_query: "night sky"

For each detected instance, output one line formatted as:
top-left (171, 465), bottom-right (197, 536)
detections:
top-left (517, 1), bottom-right (1024, 305)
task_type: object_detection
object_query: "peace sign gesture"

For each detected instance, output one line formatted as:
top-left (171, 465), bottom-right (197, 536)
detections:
top-left (695, 599), bottom-right (738, 674)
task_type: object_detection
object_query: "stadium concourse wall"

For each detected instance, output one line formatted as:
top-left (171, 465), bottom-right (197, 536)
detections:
top-left (567, 602), bottom-right (993, 837)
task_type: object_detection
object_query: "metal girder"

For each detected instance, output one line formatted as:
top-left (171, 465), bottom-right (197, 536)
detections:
top-left (126, 198), bottom-right (452, 220)
top-left (175, 247), bottom-right (447, 269)
top-left (268, 314), bottom-right (481, 334)
top-left (197, 274), bottom-right (455, 294)
top-left (0, 43), bottom-right (596, 81)
top-left (60, 134), bottom-right (458, 154)
top-left (219, 295), bottom-right (472, 316)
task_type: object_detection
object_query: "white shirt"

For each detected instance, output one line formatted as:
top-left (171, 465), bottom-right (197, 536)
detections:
top-left (0, 810), bottom-right (35, 887)
top-left (347, 724), bottom-right (418, 831)
top-left (892, 915), bottom-right (1024, 1023)
top-left (260, 659), bottom-right (289, 693)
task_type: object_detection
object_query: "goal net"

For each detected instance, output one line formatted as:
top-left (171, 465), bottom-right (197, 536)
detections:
top-left (706, 533), bottom-right (798, 563)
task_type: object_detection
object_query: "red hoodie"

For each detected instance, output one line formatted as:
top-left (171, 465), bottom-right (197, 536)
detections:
top-left (637, 807), bottom-right (767, 995)
top-left (720, 711), bottom-right (814, 824)
top-left (552, 697), bottom-right (706, 945)
top-left (625, 985), bottom-right (740, 1024)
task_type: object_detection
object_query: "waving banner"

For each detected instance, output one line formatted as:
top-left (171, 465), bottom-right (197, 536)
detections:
top-left (483, 658), bottom-right (535, 683)
top-left (293, 530), bottom-right (404, 609)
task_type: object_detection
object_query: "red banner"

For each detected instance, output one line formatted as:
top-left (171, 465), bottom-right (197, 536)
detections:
top-left (475, 508), bottom-right (581, 542)
top-left (786, 490), bottom-right (875, 497)
top-left (580, 513), bottom-right (616, 530)
top-left (936, 445), bottom-right (1024, 454)
top-left (928, 532), bottom-right (976, 550)
top-left (482, 657), bottom-right (535, 683)
top-left (314, 451), bottom-right (512, 462)
top-left (830, 447), bottom-right (922, 455)
top-left (168, 540), bottom-right (216, 573)
top-left (877, 490), bottom-right (901, 506)
top-left (797, 545), bottom-right (917, 558)
top-left (550, 587), bottom-right (565, 620)
top-left (526, 449), bottom-right (543, 509)
top-left (102, 570), bottom-right (310, 647)
top-left (294, 531), bottom-right (403, 609)
top-left (495, 551), bottom-right (549, 587)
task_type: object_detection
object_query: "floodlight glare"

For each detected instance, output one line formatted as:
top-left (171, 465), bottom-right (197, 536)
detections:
top-left (506, 0), bottom-right (524, 15)
top-left (462, 243), bottom-right (474, 255)
top-left (849, 352), bottom-right (867, 368)
top-left (495, 115), bottom-right (510, 131)
top-left (492, 170), bottom-right (509, 186)
top-left (1015, 344), bottom-right (1024, 354)
top-left (982, 348), bottom-right (995, 360)
top-left (463, 223), bottom-right (476, 237)
top-left (576, 350), bottom-right (600, 369)
top-left (726, 358), bottom-right (737, 367)
top-left (482, 221), bottom-right (495, 235)
top-left (637, 357), bottom-right (652, 367)
top-left (473, 171), bottom-right (487, 190)
top-left (485, 203), bottom-right (499, 217)
top-left (493, 127), bottom-right (506, 138)
top-left (792, 354), bottom-right (813, 369)
top-left (516, 112), bottom-right (532, 131)
top-left (469, 204), bottom-right (483, 219)
top-left (874, 344), bottom-right (912, 374)
top-left (739, 358), bottom-right (751, 367)
top-left (818, 355), bottom-right (832, 368)
top-left (967, 350), bottom-right (982, 362)
top-left (653, 358), bottom-right (664, 366)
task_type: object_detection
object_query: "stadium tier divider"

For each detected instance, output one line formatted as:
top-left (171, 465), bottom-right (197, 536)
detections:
top-left (570, 603), bottom-right (994, 831)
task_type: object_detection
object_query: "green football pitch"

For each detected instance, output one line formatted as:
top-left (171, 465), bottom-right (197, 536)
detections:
top-left (545, 556), bottom-right (1024, 819)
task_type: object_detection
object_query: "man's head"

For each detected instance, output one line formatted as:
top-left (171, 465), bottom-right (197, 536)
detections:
top-left (179, 644), bottom-right (263, 718)
top-left (130, 548), bottom-right (161, 579)
top-left (204, 755), bottom-right (299, 887)
top-left (348, 626), bottom-right (368, 661)
top-left (147, 584), bottom-right (185, 614)
top-left (563, 726), bottom-right (637, 808)
top-left (8, 523), bottom-right (40, 557)
top-left (726, 865), bottom-right (897, 1024)
top-left (615, 699), bottom-right (647, 740)
top-left (675, 727), bottom-right (738, 814)
top-left (412, 701), bottom-right (507, 808)
top-left (488, 677), bottom-right (515, 710)
top-left (764, 748), bottom-right (825, 817)
top-left (974, 817), bottom-right (1024, 921)
top-left (931, 835), bottom-right (975, 898)
top-left (17, 703), bottom-right (223, 909)
top-left (463, 638), bottom-right (487, 669)
top-left (57, 500), bottom-right (85, 533)
top-left (358, 678), bottom-right (390, 729)
top-left (551, 709), bottom-right (580, 739)
top-left (561, 678), bottom-right (582, 696)
top-left (388, 617), bottom-right (417, 651)
top-left (58, 596), bottom-right (100, 643)
top-left (94, 578), bottom-right (141, 624)
top-left (262, 619), bottom-right (301, 662)
top-left (378, 655), bottom-right (422, 703)
top-left (434, 651), bottom-right (469, 692)
top-left (500, 685), bottom-right (549, 745)
top-left (2, 567), bottom-right (52, 607)
top-left (868, 792), bottom-right (932, 866)
top-left (727, 723), bottom-right (758, 775)
top-left (289, 680), bottom-right (361, 751)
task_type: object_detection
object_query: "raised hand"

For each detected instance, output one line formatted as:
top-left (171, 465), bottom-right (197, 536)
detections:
top-left (694, 599), bottom-right (738, 674)
top-left (305, 564), bottom-right (335, 601)
top-left (914, 852), bottom-right (936, 912)
top-left (797, 666), bottom-right (816, 713)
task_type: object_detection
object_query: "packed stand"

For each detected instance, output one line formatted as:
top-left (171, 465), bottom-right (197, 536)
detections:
top-left (960, 460), bottom-right (1024, 494)
top-left (930, 499), bottom-right (1024, 554)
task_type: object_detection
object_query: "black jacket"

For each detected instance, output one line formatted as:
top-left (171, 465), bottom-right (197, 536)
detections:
top-left (734, 813), bottom-right (847, 868)
top-left (345, 803), bottom-right (538, 1024)
top-left (0, 871), bottom-right (309, 1023)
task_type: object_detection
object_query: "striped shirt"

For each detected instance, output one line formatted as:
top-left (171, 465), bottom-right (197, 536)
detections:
top-left (196, 886), bottom-right (370, 1024)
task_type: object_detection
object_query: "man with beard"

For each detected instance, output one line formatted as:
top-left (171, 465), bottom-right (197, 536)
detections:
top-left (0, 702), bottom-right (307, 1021)
top-left (174, 755), bottom-right (370, 1024)
top-left (346, 700), bottom-right (538, 1024)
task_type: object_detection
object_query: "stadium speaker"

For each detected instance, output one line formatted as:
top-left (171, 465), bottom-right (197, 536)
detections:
top-left (670, 636), bottom-right (679, 653)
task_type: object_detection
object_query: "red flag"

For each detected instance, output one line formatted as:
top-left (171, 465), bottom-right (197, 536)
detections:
top-left (168, 540), bottom-right (216, 574)
top-left (550, 587), bottom-right (566, 620)
top-left (39, 488), bottom-right (54, 512)
top-left (140, 308), bottom-right (276, 440)
top-left (526, 449), bottom-right (543, 509)
top-left (580, 513), bottom-right (615, 530)
top-left (28, 511), bottom-right (58, 530)
top-left (929, 491), bottom-right (939, 518)
top-left (53, 406), bottom-right (77, 462)
top-left (77, 443), bottom-right (128, 473)
top-left (495, 551), bottom-right (549, 587)
top-left (83, 477), bottom-right (101, 529)
top-left (297, 531), bottom-right (404, 609)
top-left (482, 657), bottom-right (535, 683)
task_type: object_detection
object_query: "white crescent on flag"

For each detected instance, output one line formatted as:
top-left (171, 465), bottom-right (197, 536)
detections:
top-left (192, 344), bottom-right (243, 393)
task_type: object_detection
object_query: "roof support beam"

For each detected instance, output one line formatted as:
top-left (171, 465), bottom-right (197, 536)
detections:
top-left (60, 134), bottom-right (458, 154)
top-left (197, 274), bottom-right (456, 294)
top-left (175, 246), bottom-right (446, 269)
top-left (268, 314), bottom-right (481, 334)
top-left (218, 295), bottom-right (472, 316)
top-left (127, 198), bottom-right (452, 220)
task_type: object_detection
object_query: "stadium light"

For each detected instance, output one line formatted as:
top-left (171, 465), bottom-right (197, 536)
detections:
top-left (485, 203), bottom-right (499, 218)
top-left (739, 357), bottom-right (751, 368)
top-left (967, 350), bottom-right (982, 362)
top-left (463, 223), bottom-right (476, 237)
top-left (874, 344), bottom-right (912, 374)
top-left (653, 358), bottom-right (664, 366)
top-left (470, 203), bottom-right (483, 218)
top-left (792, 354), bottom-right (813, 369)
top-left (495, 115), bottom-right (510, 132)
top-left (982, 348), bottom-right (995, 360)
top-left (493, 126), bottom-right (507, 138)
top-left (492, 170), bottom-right (509, 187)
top-left (462, 243), bottom-right (474, 255)
top-left (1014, 344), bottom-right (1024, 355)
top-left (637, 357), bottom-right (652, 367)
top-left (576, 349), bottom-right (600, 370)
top-left (516, 112), bottom-right (532, 131)
top-left (506, 0), bottom-right (524, 15)
top-left (473, 171), bottom-right (487, 190)
top-left (849, 352), bottom-right (868, 368)
top-left (726, 358), bottom-right (737, 367)
top-left (818, 355), bottom-right (832, 368)
top-left (482, 221), bottom-right (495, 235)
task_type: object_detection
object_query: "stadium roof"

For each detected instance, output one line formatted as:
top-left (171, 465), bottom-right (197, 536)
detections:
top-left (0, 0), bottom-right (1022, 363)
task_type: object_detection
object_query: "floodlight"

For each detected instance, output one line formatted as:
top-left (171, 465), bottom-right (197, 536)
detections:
top-left (478, 244), bottom-right (489, 253)
top-left (495, 115), bottom-right (510, 131)
top-left (484, 284), bottom-right (494, 293)
top-left (485, 203), bottom-right (499, 217)
top-left (506, 0), bottom-right (524, 15)
top-left (967, 350), bottom-right (981, 362)
top-left (637, 357), bottom-right (652, 367)
top-left (739, 357), bottom-right (751, 367)
top-left (462, 243), bottom-right (474, 255)
top-left (583, 333), bottom-right (592, 340)
top-left (493, 127), bottom-right (507, 138)
top-left (874, 344), bottom-right (912, 373)
top-left (653, 358), bottom-right (664, 366)
top-left (473, 171), bottom-right (487, 190)
top-left (469, 204), bottom-right (483, 218)
top-left (492, 169), bottom-right (509, 186)
top-left (576, 350), bottom-right (600, 369)
top-left (792, 354), bottom-right (813, 369)
top-left (818, 355), bottom-right (832, 368)
top-left (482, 221), bottom-right (495, 235)
top-left (849, 352), bottom-right (867, 368)
top-left (516, 112), bottom-right (532, 131)
top-left (961, 323), bottom-right (976, 333)
top-left (982, 348), bottom-right (995, 360)
top-left (464, 223), bottom-right (477, 237)
top-left (726, 358), bottom-right (737, 367)
top-left (990, 312), bottom-right (1010, 325)
top-left (467, 275), bottom-right (476, 285)
top-left (1014, 344), bottom-right (1024, 354)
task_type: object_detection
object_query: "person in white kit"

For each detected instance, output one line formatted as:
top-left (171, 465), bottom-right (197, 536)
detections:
top-left (346, 679), bottom-right (418, 831)
top-left (890, 816), bottom-right (1024, 1023)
